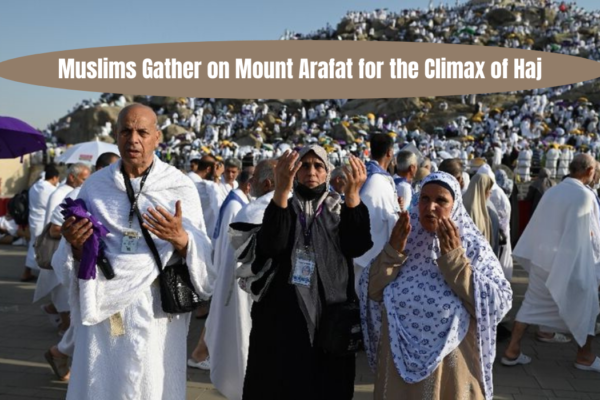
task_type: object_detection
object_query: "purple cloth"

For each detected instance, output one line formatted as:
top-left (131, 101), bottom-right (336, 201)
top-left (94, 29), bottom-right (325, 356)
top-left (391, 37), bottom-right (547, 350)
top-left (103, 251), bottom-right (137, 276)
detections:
top-left (60, 198), bottom-right (110, 280)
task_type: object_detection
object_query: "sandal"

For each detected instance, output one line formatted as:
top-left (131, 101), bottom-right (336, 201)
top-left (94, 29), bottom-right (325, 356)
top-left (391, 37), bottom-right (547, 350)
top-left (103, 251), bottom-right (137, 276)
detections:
top-left (187, 356), bottom-right (210, 370)
top-left (536, 333), bottom-right (571, 344)
top-left (501, 353), bottom-right (532, 366)
top-left (574, 357), bottom-right (600, 373)
top-left (44, 350), bottom-right (70, 381)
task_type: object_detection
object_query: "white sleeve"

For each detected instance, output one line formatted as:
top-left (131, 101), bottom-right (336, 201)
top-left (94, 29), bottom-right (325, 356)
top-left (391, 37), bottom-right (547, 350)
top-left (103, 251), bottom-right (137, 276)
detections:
top-left (49, 188), bottom-right (81, 227)
top-left (49, 204), bottom-right (65, 226)
top-left (395, 183), bottom-right (412, 211)
top-left (354, 176), bottom-right (399, 269)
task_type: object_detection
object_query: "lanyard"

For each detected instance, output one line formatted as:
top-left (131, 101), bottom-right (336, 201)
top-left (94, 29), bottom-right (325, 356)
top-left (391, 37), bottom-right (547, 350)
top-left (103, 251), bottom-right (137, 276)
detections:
top-left (121, 164), bottom-right (152, 229)
top-left (298, 203), bottom-right (324, 248)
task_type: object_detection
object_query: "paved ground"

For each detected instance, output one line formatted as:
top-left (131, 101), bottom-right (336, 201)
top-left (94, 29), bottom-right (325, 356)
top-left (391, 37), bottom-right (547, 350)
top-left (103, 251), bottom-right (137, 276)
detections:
top-left (0, 244), bottom-right (599, 400)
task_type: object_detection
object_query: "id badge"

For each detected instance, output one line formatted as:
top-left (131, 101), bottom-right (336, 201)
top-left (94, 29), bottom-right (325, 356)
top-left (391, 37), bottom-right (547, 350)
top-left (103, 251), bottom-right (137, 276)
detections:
top-left (121, 230), bottom-right (140, 253)
top-left (292, 248), bottom-right (315, 287)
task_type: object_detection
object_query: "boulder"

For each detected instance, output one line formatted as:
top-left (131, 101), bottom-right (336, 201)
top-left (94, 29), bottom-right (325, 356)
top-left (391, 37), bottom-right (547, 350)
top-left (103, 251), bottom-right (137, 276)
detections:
top-left (552, 32), bottom-right (572, 44)
top-left (541, 7), bottom-right (557, 25)
top-left (384, 27), bottom-right (399, 39)
top-left (260, 113), bottom-right (277, 129)
top-left (486, 8), bottom-right (517, 26)
top-left (233, 133), bottom-right (260, 148)
top-left (341, 98), bottom-right (422, 118)
top-left (176, 107), bottom-right (194, 120)
top-left (579, 26), bottom-right (598, 36)
top-left (370, 19), bottom-right (387, 32)
top-left (337, 19), bottom-right (355, 34)
top-left (271, 99), bottom-right (305, 109)
top-left (132, 95), bottom-right (149, 104)
top-left (53, 106), bottom-right (122, 144)
top-left (372, 29), bottom-right (385, 40)
top-left (149, 96), bottom-right (180, 113)
top-left (162, 124), bottom-right (188, 141)
top-left (331, 124), bottom-right (355, 143)
top-left (556, 80), bottom-right (600, 105)
top-left (521, 7), bottom-right (542, 25)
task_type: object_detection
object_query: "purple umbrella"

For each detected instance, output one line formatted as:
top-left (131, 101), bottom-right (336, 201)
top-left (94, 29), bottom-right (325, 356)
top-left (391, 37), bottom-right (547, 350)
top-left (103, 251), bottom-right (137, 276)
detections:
top-left (0, 116), bottom-right (47, 159)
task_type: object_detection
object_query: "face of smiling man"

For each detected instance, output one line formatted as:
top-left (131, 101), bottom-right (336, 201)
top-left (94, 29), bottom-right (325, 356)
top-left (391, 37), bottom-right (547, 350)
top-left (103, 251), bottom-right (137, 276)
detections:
top-left (117, 104), bottom-right (161, 177)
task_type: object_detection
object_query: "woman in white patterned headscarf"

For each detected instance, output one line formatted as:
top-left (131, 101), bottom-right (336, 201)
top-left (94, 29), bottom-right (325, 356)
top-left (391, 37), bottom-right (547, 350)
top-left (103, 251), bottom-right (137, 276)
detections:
top-left (360, 171), bottom-right (513, 400)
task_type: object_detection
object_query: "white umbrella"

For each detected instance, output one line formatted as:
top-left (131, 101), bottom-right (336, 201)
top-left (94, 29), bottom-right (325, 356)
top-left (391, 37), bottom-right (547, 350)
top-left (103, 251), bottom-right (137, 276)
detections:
top-left (56, 140), bottom-right (120, 165)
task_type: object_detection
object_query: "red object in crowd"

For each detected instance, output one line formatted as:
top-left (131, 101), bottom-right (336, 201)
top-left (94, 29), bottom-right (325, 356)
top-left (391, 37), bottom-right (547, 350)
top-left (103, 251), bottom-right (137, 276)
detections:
top-left (559, 3), bottom-right (567, 12)
top-left (0, 198), bottom-right (10, 217)
top-left (518, 200), bottom-right (532, 237)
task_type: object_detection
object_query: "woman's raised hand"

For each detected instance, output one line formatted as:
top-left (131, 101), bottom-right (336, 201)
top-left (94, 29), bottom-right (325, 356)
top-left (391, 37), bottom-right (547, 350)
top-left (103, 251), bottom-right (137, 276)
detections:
top-left (389, 211), bottom-right (411, 255)
top-left (273, 150), bottom-right (301, 208)
top-left (344, 155), bottom-right (367, 207)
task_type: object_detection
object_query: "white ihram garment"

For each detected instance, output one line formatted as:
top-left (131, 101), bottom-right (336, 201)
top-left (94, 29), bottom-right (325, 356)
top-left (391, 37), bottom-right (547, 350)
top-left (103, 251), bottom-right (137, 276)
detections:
top-left (26, 180), bottom-right (56, 269)
top-left (478, 165), bottom-right (513, 280)
top-left (205, 191), bottom-right (271, 400)
top-left (33, 184), bottom-right (74, 309)
top-left (51, 158), bottom-right (213, 400)
top-left (355, 173), bottom-right (399, 293)
top-left (513, 178), bottom-right (600, 346)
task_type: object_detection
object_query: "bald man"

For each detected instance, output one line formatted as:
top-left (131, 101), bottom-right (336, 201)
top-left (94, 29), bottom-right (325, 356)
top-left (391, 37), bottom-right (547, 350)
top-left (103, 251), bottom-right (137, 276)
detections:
top-left (53, 104), bottom-right (213, 400)
top-left (504, 154), bottom-right (600, 372)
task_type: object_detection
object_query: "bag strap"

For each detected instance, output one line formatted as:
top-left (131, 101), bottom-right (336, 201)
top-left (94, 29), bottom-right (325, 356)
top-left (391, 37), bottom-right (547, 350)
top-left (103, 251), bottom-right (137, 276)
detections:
top-left (122, 167), bottom-right (163, 273)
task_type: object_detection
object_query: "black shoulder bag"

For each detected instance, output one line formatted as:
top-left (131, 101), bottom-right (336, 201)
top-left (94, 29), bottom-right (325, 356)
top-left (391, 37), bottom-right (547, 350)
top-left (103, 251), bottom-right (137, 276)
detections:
top-left (122, 166), bottom-right (201, 314)
top-left (316, 262), bottom-right (363, 357)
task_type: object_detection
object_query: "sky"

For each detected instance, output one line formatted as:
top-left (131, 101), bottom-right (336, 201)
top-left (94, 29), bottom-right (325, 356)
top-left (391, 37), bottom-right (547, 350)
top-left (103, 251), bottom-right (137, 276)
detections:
top-left (0, 0), bottom-right (598, 129)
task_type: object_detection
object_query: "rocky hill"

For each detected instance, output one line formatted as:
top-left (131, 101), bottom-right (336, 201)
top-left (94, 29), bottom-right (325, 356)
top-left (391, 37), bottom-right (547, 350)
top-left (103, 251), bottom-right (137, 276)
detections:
top-left (49, 0), bottom-right (600, 145)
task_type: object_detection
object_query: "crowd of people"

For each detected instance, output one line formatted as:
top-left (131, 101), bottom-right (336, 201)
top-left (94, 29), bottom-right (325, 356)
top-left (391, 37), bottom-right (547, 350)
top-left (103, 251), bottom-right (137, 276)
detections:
top-left (3, 0), bottom-right (600, 398)
top-left (5, 102), bottom-right (598, 400)
top-left (30, 1), bottom-right (600, 188)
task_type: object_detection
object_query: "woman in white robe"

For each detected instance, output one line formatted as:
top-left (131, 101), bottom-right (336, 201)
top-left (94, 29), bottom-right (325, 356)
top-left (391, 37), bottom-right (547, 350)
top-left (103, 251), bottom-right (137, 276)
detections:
top-left (478, 164), bottom-right (513, 280)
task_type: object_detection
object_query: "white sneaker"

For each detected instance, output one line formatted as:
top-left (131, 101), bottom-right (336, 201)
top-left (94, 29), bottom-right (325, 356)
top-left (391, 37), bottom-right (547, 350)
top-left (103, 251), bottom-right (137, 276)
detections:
top-left (187, 356), bottom-right (210, 370)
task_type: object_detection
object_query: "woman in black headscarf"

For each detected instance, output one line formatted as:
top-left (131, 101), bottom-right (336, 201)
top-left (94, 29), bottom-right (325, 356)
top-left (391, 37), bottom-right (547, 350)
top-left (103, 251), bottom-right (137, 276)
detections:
top-left (525, 168), bottom-right (554, 217)
top-left (241, 145), bottom-right (373, 400)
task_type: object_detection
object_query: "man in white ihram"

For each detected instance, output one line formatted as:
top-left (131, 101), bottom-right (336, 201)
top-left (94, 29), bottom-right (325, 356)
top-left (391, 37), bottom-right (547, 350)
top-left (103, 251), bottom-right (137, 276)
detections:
top-left (355, 134), bottom-right (399, 292)
top-left (35, 162), bottom-right (91, 335)
top-left (204, 160), bottom-right (276, 400)
top-left (52, 104), bottom-right (213, 399)
top-left (23, 164), bottom-right (60, 282)
top-left (188, 171), bottom-right (252, 371)
top-left (503, 153), bottom-right (600, 372)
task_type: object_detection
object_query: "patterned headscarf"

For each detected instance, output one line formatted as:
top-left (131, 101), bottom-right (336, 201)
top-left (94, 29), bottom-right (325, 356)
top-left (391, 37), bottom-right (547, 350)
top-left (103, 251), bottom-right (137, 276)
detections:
top-left (360, 171), bottom-right (512, 400)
